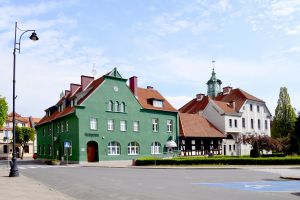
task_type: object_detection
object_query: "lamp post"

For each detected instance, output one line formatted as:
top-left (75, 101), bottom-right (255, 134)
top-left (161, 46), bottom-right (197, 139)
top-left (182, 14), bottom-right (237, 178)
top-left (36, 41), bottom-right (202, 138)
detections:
top-left (9, 22), bottom-right (38, 177)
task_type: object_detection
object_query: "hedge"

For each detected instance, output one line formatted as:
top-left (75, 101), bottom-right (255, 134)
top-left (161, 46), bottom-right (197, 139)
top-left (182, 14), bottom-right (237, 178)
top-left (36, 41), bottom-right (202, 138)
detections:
top-left (135, 156), bottom-right (300, 166)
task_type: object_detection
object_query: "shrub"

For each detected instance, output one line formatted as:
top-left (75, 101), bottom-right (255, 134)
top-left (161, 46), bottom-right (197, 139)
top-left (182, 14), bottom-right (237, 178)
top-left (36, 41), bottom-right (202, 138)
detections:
top-left (135, 156), bottom-right (300, 166)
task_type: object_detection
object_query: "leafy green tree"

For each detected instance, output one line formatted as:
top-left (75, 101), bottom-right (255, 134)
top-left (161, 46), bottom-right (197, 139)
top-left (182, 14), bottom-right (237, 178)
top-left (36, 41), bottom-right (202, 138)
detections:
top-left (0, 96), bottom-right (8, 129)
top-left (272, 87), bottom-right (297, 138)
top-left (289, 112), bottom-right (300, 154)
top-left (16, 126), bottom-right (35, 159)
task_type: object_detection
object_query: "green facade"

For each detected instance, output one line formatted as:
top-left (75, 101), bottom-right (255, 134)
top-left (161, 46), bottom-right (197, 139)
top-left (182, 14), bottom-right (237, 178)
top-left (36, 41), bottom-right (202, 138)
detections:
top-left (36, 70), bottom-right (178, 162)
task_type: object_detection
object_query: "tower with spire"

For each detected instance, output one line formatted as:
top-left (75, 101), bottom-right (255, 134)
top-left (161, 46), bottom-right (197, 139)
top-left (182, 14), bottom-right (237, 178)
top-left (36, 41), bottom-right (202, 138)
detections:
top-left (206, 60), bottom-right (222, 99)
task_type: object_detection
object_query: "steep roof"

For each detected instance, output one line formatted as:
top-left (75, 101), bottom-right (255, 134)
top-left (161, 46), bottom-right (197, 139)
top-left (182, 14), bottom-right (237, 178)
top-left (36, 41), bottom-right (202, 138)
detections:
top-left (211, 100), bottom-right (237, 114)
top-left (179, 113), bottom-right (224, 138)
top-left (179, 96), bottom-right (210, 114)
top-left (136, 88), bottom-right (177, 112)
top-left (215, 88), bottom-right (264, 111)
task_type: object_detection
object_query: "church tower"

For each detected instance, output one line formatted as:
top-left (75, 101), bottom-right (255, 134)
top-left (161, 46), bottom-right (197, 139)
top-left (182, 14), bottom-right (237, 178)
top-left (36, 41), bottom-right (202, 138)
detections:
top-left (206, 60), bottom-right (222, 99)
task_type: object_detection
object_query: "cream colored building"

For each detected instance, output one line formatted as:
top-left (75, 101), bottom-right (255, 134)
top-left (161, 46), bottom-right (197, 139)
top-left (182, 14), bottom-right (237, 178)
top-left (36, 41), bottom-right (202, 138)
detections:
top-left (0, 112), bottom-right (40, 159)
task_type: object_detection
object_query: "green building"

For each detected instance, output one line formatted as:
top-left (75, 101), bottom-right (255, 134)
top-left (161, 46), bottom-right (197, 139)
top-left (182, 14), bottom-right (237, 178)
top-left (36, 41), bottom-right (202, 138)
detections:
top-left (36, 68), bottom-right (178, 162)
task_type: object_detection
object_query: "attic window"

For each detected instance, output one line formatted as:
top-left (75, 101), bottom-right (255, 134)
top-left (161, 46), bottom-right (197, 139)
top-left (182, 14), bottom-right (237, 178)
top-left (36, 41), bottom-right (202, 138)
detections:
top-left (153, 100), bottom-right (163, 108)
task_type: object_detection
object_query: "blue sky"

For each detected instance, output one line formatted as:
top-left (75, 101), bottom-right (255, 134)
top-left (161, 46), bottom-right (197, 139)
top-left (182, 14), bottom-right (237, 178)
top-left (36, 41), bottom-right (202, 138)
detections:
top-left (0, 0), bottom-right (299, 117)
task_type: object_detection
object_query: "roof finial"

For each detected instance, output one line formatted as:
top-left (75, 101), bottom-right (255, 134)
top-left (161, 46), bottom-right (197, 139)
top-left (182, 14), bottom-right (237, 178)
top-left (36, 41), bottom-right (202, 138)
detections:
top-left (212, 58), bottom-right (216, 72)
top-left (91, 63), bottom-right (97, 77)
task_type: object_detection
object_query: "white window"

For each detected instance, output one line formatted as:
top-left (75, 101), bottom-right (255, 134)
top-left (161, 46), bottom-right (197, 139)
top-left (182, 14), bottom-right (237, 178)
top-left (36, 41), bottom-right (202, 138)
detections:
top-left (265, 120), bottom-right (268, 130)
top-left (229, 119), bottom-right (232, 127)
top-left (257, 105), bottom-right (260, 112)
top-left (250, 104), bottom-right (253, 111)
top-left (167, 119), bottom-right (173, 132)
top-left (234, 119), bottom-right (237, 128)
top-left (133, 121), bottom-right (139, 132)
top-left (151, 141), bottom-right (161, 154)
top-left (66, 121), bottom-right (69, 132)
top-left (152, 118), bottom-right (159, 132)
top-left (90, 118), bottom-right (97, 130)
top-left (107, 101), bottom-right (113, 111)
top-left (258, 119), bottom-right (261, 129)
top-left (107, 141), bottom-right (120, 155)
top-left (107, 119), bottom-right (114, 131)
top-left (120, 102), bottom-right (125, 112)
top-left (153, 100), bottom-right (163, 108)
top-left (242, 118), bottom-right (246, 128)
top-left (120, 120), bottom-right (127, 132)
top-left (115, 101), bottom-right (120, 112)
top-left (128, 142), bottom-right (139, 155)
top-left (251, 119), bottom-right (254, 129)
top-left (64, 141), bottom-right (72, 156)
top-left (191, 140), bottom-right (195, 145)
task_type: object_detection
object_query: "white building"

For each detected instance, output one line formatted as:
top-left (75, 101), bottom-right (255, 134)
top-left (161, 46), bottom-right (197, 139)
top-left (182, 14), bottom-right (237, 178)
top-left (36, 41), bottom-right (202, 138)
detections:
top-left (0, 112), bottom-right (40, 159)
top-left (180, 68), bottom-right (272, 156)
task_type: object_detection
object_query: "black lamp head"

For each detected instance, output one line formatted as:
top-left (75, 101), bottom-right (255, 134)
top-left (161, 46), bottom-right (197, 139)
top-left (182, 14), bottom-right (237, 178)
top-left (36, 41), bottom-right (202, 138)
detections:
top-left (29, 32), bottom-right (39, 41)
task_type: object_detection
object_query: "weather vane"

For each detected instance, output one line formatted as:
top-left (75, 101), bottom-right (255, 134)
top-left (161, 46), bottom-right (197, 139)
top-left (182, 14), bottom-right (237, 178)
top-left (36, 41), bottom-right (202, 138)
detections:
top-left (212, 58), bottom-right (216, 71)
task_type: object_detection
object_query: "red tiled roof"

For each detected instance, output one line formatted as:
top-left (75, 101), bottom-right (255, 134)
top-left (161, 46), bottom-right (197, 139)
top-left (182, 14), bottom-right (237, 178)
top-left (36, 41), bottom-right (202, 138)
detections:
top-left (179, 96), bottom-right (210, 114)
top-left (38, 106), bottom-right (75, 125)
top-left (77, 76), bottom-right (105, 105)
top-left (136, 88), bottom-right (177, 112)
top-left (179, 113), bottom-right (224, 138)
top-left (215, 88), bottom-right (264, 111)
top-left (212, 100), bottom-right (237, 114)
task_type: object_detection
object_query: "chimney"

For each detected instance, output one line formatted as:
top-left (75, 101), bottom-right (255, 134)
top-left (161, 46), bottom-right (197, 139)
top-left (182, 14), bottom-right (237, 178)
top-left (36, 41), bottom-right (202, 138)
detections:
top-left (229, 101), bottom-right (236, 110)
top-left (147, 86), bottom-right (154, 89)
top-left (65, 90), bottom-right (70, 96)
top-left (70, 83), bottom-right (81, 96)
top-left (196, 93), bottom-right (205, 101)
top-left (81, 75), bottom-right (94, 91)
top-left (129, 76), bottom-right (138, 97)
top-left (223, 86), bottom-right (232, 94)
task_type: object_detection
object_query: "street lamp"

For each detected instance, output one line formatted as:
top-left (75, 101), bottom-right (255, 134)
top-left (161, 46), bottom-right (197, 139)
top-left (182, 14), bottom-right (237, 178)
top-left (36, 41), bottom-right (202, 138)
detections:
top-left (9, 22), bottom-right (38, 177)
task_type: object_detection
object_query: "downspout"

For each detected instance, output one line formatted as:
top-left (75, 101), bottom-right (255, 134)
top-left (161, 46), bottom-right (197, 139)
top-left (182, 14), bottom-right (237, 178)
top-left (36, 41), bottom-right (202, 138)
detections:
top-left (176, 112), bottom-right (180, 155)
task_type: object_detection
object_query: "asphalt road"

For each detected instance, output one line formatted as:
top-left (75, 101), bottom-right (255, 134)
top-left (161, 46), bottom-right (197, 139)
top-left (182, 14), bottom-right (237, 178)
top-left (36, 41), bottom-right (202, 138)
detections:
top-left (3, 161), bottom-right (300, 200)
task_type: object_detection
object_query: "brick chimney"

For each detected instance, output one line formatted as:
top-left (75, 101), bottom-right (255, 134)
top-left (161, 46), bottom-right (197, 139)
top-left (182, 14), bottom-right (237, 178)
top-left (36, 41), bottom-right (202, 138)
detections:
top-left (129, 76), bottom-right (138, 97)
top-left (196, 93), bottom-right (205, 101)
top-left (81, 75), bottom-right (94, 91)
top-left (65, 90), bottom-right (70, 96)
top-left (70, 83), bottom-right (81, 96)
top-left (223, 86), bottom-right (232, 94)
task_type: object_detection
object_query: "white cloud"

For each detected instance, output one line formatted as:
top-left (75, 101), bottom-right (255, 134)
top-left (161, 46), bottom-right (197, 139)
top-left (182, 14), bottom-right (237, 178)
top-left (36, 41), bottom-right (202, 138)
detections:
top-left (271, 0), bottom-right (300, 16)
top-left (285, 25), bottom-right (300, 35)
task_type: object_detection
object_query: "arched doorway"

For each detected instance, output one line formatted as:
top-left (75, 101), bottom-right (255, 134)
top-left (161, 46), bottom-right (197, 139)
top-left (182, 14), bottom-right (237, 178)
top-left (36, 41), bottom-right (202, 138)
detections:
top-left (87, 141), bottom-right (99, 162)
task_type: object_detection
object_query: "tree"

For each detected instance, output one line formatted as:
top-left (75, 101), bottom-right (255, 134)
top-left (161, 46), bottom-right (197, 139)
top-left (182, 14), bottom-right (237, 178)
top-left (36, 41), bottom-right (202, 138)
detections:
top-left (0, 96), bottom-right (8, 129)
top-left (250, 140), bottom-right (260, 157)
top-left (289, 112), bottom-right (300, 154)
top-left (271, 87), bottom-right (297, 138)
top-left (243, 135), bottom-right (283, 154)
top-left (16, 126), bottom-right (35, 159)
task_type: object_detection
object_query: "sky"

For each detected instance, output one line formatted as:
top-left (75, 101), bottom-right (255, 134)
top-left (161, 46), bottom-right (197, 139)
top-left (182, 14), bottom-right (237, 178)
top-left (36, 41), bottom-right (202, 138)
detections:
top-left (0, 0), bottom-right (300, 118)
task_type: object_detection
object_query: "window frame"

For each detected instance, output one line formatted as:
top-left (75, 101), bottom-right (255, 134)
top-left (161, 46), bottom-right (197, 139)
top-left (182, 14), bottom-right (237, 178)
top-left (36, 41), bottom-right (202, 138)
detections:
top-left (127, 141), bottom-right (140, 155)
top-left (151, 141), bottom-right (161, 155)
top-left (107, 119), bottom-right (114, 131)
top-left (133, 121), bottom-right (140, 132)
top-left (167, 119), bottom-right (173, 132)
top-left (152, 118), bottom-right (159, 132)
top-left (90, 118), bottom-right (98, 130)
top-left (120, 120), bottom-right (127, 132)
top-left (107, 141), bottom-right (121, 155)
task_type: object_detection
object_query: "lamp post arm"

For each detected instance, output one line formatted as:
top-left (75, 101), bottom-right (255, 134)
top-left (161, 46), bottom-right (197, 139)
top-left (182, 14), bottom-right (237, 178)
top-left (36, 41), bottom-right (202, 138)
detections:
top-left (14, 22), bottom-right (36, 54)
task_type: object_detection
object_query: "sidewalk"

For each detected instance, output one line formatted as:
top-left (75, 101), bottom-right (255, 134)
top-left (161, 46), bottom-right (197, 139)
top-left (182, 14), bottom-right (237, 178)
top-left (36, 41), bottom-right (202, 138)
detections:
top-left (0, 165), bottom-right (74, 200)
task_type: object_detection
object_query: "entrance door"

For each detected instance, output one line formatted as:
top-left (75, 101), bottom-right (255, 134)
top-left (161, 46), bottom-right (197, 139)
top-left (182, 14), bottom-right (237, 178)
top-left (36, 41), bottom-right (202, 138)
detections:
top-left (87, 141), bottom-right (99, 162)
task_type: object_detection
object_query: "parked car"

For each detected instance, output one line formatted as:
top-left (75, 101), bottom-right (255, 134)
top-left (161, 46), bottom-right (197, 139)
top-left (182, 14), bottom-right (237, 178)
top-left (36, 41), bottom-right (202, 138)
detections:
top-left (32, 153), bottom-right (38, 160)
